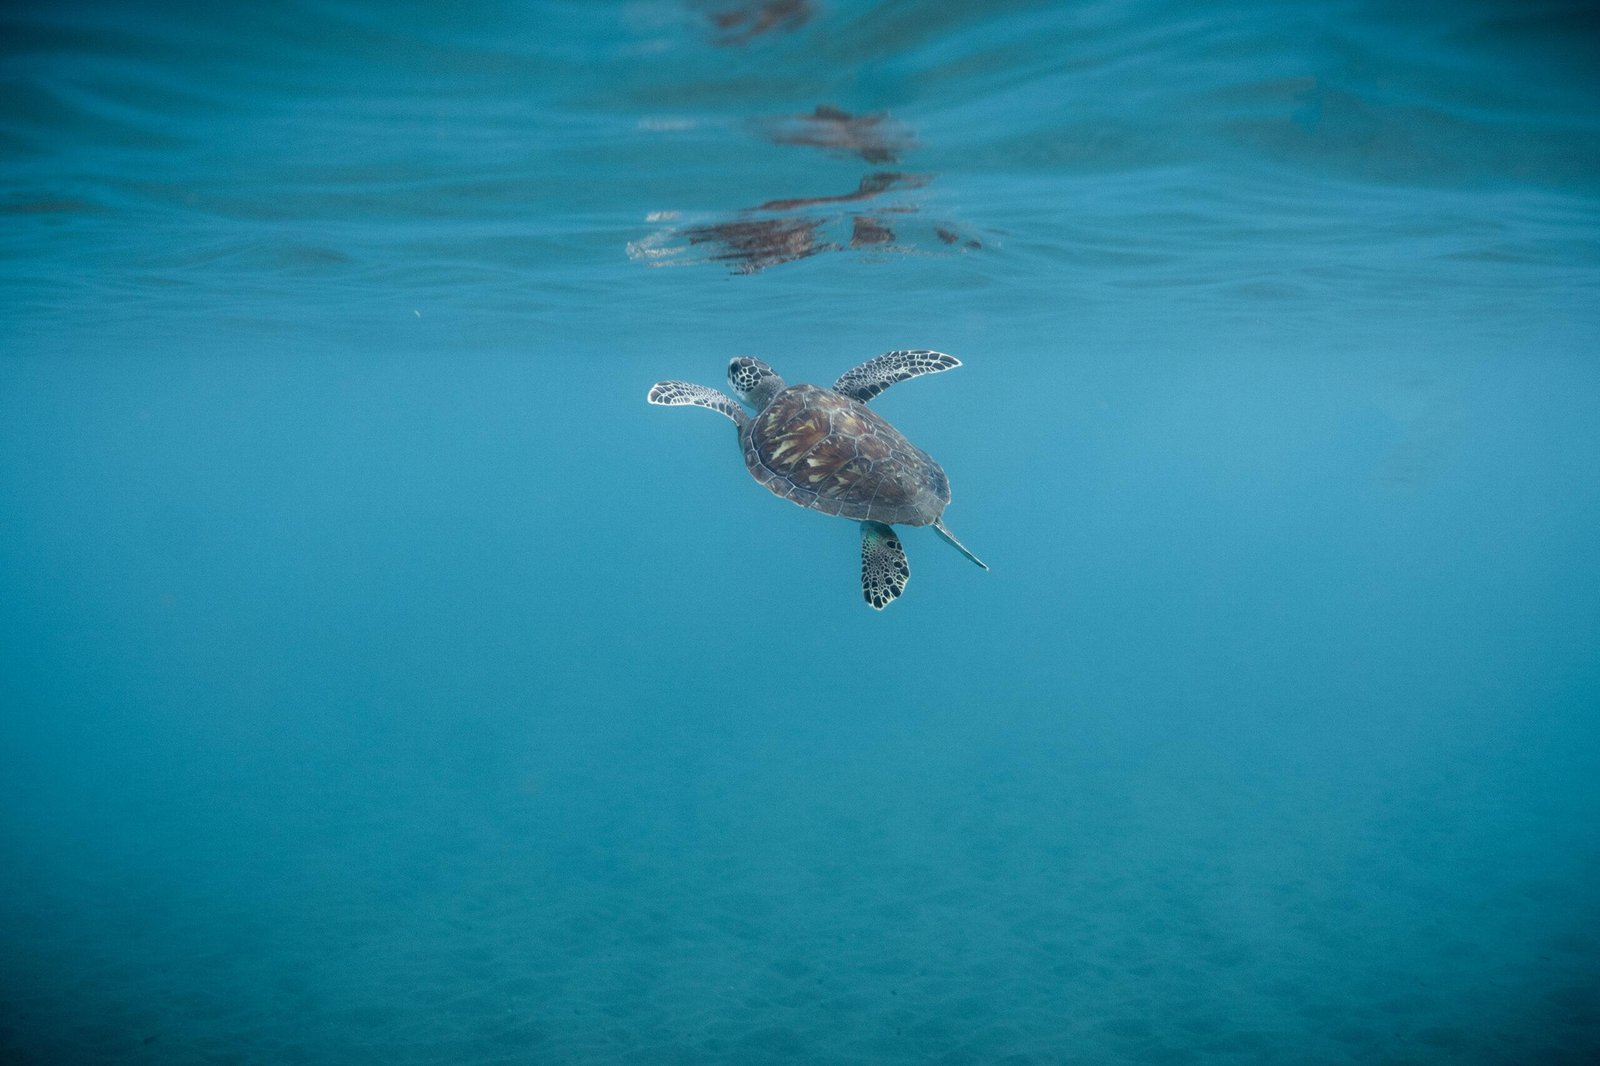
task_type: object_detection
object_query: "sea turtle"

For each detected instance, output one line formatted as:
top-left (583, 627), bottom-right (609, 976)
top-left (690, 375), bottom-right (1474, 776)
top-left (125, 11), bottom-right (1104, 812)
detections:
top-left (647, 350), bottom-right (987, 609)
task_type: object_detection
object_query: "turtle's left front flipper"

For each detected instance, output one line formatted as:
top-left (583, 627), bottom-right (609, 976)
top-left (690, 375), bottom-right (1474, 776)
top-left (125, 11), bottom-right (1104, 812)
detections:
top-left (861, 521), bottom-right (909, 609)
top-left (833, 350), bottom-right (960, 404)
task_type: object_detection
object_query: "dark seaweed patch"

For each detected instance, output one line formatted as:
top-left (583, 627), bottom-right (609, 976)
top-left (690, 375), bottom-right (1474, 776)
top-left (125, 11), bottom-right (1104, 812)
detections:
top-left (701, 0), bottom-right (814, 46)
top-left (681, 216), bottom-right (833, 274)
top-left (761, 105), bottom-right (917, 164)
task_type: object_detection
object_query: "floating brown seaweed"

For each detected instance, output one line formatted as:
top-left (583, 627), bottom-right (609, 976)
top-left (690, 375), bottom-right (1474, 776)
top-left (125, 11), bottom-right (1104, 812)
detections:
top-left (761, 105), bottom-right (917, 164)
top-left (850, 216), bottom-right (895, 247)
top-left (630, 9), bottom-right (986, 274)
top-left (702, 0), bottom-right (814, 45)
top-left (755, 171), bottom-right (931, 212)
top-left (935, 226), bottom-right (982, 250)
top-left (681, 216), bottom-right (833, 273)
top-left (628, 169), bottom-right (983, 274)
top-left (631, 209), bottom-right (983, 274)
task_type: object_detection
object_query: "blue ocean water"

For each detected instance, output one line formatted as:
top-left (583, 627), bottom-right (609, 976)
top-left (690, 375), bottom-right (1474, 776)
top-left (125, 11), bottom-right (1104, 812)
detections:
top-left (3, 0), bottom-right (1599, 1061)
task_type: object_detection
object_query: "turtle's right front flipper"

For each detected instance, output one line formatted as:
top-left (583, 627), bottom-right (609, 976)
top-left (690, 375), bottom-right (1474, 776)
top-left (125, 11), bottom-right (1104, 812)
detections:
top-left (861, 521), bottom-right (909, 610)
top-left (647, 381), bottom-right (750, 428)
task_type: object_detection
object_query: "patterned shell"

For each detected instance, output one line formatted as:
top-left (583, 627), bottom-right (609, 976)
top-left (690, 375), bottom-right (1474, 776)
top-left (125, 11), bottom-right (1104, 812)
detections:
top-left (741, 384), bottom-right (950, 526)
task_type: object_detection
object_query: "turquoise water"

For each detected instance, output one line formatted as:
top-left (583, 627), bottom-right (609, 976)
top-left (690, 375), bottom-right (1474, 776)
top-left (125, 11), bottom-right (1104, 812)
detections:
top-left (4, 0), bottom-right (1600, 1062)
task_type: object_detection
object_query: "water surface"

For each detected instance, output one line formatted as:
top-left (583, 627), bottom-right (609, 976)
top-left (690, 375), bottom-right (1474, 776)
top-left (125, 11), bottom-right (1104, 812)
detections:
top-left (3, 1), bottom-right (1599, 1062)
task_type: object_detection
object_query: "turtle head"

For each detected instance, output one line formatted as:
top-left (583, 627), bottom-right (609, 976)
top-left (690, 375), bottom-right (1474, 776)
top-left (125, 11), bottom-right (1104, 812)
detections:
top-left (728, 356), bottom-right (786, 410)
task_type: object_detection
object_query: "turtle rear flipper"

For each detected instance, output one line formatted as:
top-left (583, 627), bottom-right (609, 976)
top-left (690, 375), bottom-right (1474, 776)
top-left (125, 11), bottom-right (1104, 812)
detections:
top-left (933, 518), bottom-right (988, 570)
top-left (861, 521), bottom-right (909, 609)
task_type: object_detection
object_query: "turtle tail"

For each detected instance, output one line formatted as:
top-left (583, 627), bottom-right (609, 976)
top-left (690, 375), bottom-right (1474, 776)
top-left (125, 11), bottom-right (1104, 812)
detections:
top-left (932, 519), bottom-right (988, 571)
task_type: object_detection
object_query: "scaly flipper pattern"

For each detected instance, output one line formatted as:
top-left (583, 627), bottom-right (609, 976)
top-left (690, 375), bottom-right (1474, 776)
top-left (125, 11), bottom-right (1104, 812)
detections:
top-left (833, 350), bottom-right (960, 404)
top-left (861, 521), bottom-right (910, 609)
top-left (647, 381), bottom-right (750, 428)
